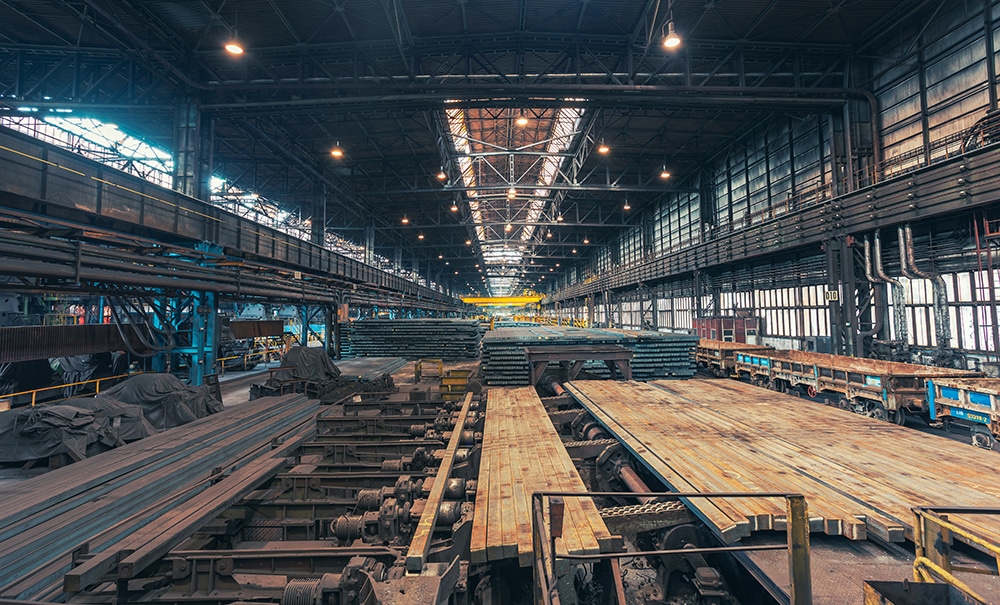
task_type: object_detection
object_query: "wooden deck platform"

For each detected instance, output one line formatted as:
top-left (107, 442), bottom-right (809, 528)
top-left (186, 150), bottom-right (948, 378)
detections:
top-left (470, 387), bottom-right (616, 567)
top-left (565, 379), bottom-right (1000, 545)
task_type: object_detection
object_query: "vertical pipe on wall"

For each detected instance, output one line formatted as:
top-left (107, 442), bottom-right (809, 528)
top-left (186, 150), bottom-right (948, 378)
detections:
top-left (860, 236), bottom-right (885, 342)
top-left (986, 2), bottom-right (999, 111)
top-left (875, 229), bottom-right (908, 345)
top-left (904, 224), bottom-right (951, 348)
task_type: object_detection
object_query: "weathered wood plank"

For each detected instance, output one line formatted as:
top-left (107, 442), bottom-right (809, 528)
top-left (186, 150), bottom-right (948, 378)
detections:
top-left (475, 387), bottom-right (614, 567)
top-left (566, 379), bottom-right (1000, 545)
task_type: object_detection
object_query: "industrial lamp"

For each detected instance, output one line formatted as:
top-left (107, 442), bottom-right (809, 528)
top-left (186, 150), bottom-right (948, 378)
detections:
top-left (224, 37), bottom-right (244, 55)
top-left (662, 20), bottom-right (681, 49)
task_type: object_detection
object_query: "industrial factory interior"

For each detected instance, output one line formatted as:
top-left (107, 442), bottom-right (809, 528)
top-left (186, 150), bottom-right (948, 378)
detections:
top-left (2, 1), bottom-right (1000, 604)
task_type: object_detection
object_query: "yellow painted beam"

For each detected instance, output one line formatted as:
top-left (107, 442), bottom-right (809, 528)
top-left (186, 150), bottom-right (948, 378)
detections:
top-left (460, 295), bottom-right (543, 306)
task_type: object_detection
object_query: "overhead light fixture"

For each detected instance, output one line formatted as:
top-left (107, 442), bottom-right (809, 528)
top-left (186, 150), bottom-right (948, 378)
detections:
top-left (597, 141), bottom-right (610, 154)
top-left (224, 37), bottom-right (244, 55)
top-left (583, 237), bottom-right (590, 244)
top-left (507, 187), bottom-right (517, 199)
top-left (451, 203), bottom-right (459, 212)
top-left (556, 263), bottom-right (560, 267)
top-left (662, 19), bottom-right (681, 49)
top-left (466, 239), bottom-right (472, 245)
top-left (330, 142), bottom-right (344, 158)
top-left (623, 198), bottom-right (632, 211)
top-left (401, 215), bottom-right (409, 224)
top-left (436, 168), bottom-right (447, 180)
top-left (572, 248), bottom-right (577, 253)
top-left (516, 113), bottom-right (529, 127)
top-left (556, 214), bottom-right (564, 222)
top-left (455, 271), bottom-right (459, 275)
top-left (546, 230), bottom-right (553, 239)
top-left (505, 222), bottom-right (513, 232)
top-left (438, 254), bottom-right (444, 259)
top-left (660, 166), bottom-right (671, 179)
top-left (417, 233), bottom-right (425, 240)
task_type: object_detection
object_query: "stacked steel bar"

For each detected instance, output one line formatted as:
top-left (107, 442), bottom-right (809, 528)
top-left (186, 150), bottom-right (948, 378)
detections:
top-left (334, 356), bottom-right (409, 379)
top-left (0, 394), bottom-right (318, 602)
top-left (481, 327), bottom-right (698, 385)
top-left (338, 319), bottom-right (481, 359)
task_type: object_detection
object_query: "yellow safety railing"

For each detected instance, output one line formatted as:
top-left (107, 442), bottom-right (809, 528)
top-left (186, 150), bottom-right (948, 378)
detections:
top-left (0, 372), bottom-right (137, 410)
top-left (216, 344), bottom-right (285, 375)
top-left (912, 506), bottom-right (1000, 605)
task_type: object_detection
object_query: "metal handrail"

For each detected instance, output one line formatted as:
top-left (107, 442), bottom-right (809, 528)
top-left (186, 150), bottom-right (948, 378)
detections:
top-left (216, 345), bottom-right (284, 375)
top-left (530, 490), bottom-right (812, 605)
top-left (912, 506), bottom-right (1000, 605)
top-left (0, 371), bottom-right (138, 409)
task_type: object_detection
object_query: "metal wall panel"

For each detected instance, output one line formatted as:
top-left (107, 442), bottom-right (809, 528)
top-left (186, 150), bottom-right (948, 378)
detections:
top-left (0, 324), bottom-right (150, 364)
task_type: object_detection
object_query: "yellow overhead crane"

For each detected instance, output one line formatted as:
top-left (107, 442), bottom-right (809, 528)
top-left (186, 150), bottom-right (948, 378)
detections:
top-left (460, 295), bottom-right (543, 307)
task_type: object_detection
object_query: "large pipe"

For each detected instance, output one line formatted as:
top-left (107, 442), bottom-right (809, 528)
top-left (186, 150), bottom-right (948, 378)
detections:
top-left (859, 236), bottom-right (885, 340)
top-left (904, 224), bottom-right (952, 348)
top-left (875, 230), bottom-right (908, 344)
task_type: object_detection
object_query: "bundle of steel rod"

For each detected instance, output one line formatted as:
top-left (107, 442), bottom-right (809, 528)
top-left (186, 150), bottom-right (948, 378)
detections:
top-left (0, 394), bottom-right (319, 601)
top-left (338, 319), bottom-right (482, 359)
top-left (481, 326), bottom-right (698, 385)
top-left (334, 356), bottom-right (409, 379)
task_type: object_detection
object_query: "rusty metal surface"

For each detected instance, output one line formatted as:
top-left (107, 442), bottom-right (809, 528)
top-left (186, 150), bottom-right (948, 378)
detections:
top-left (0, 324), bottom-right (150, 363)
top-left (228, 320), bottom-right (284, 339)
top-left (930, 377), bottom-right (1000, 395)
top-left (761, 349), bottom-right (980, 378)
top-left (698, 339), bottom-right (773, 352)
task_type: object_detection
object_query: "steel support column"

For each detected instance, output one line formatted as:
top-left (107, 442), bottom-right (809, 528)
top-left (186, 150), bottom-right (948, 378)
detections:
top-left (172, 96), bottom-right (212, 201)
top-left (312, 182), bottom-right (327, 247)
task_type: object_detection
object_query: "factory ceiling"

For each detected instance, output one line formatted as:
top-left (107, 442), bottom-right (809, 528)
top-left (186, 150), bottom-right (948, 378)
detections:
top-left (0, 0), bottom-right (934, 296)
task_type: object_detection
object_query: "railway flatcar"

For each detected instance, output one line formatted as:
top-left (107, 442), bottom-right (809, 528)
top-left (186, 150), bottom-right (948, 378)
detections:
top-left (927, 378), bottom-right (1000, 449)
top-left (696, 338), bottom-right (773, 377)
top-left (733, 349), bottom-right (980, 425)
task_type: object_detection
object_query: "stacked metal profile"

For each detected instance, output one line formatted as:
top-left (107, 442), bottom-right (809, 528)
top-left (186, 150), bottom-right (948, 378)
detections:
top-left (338, 319), bottom-right (481, 359)
top-left (0, 394), bottom-right (318, 602)
top-left (334, 356), bottom-right (409, 379)
top-left (481, 326), bottom-right (698, 385)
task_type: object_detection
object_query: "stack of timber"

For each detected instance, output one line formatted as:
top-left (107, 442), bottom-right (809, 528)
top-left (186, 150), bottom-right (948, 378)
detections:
top-left (481, 326), bottom-right (697, 385)
top-left (0, 394), bottom-right (318, 601)
top-left (339, 319), bottom-right (481, 359)
top-left (470, 387), bottom-right (617, 569)
top-left (565, 379), bottom-right (1000, 545)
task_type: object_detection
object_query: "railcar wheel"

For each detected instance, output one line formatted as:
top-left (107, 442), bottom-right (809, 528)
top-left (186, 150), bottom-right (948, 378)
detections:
top-left (971, 426), bottom-right (995, 450)
top-left (869, 403), bottom-right (887, 421)
top-left (837, 397), bottom-right (851, 410)
top-left (806, 385), bottom-right (818, 398)
top-left (893, 408), bottom-right (907, 426)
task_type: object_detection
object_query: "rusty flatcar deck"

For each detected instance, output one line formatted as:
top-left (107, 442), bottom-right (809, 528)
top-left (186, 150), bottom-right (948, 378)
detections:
top-left (565, 379), bottom-right (1000, 545)
top-left (470, 387), bottom-right (616, 567)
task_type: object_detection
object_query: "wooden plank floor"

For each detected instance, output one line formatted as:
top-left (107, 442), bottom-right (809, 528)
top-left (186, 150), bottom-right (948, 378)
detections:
top-left (566, 379), bottom-right (1000, 545)
top-left (470, 387), bottom-right (615, 567)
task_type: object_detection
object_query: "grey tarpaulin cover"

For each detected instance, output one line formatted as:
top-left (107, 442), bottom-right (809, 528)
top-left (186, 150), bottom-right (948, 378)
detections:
top-left (0, 397), bottom-right (154, 463)
top-left (270, 347), bottom-right (341, 383)
top-left (102, 373), bottom-right (224, 431)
